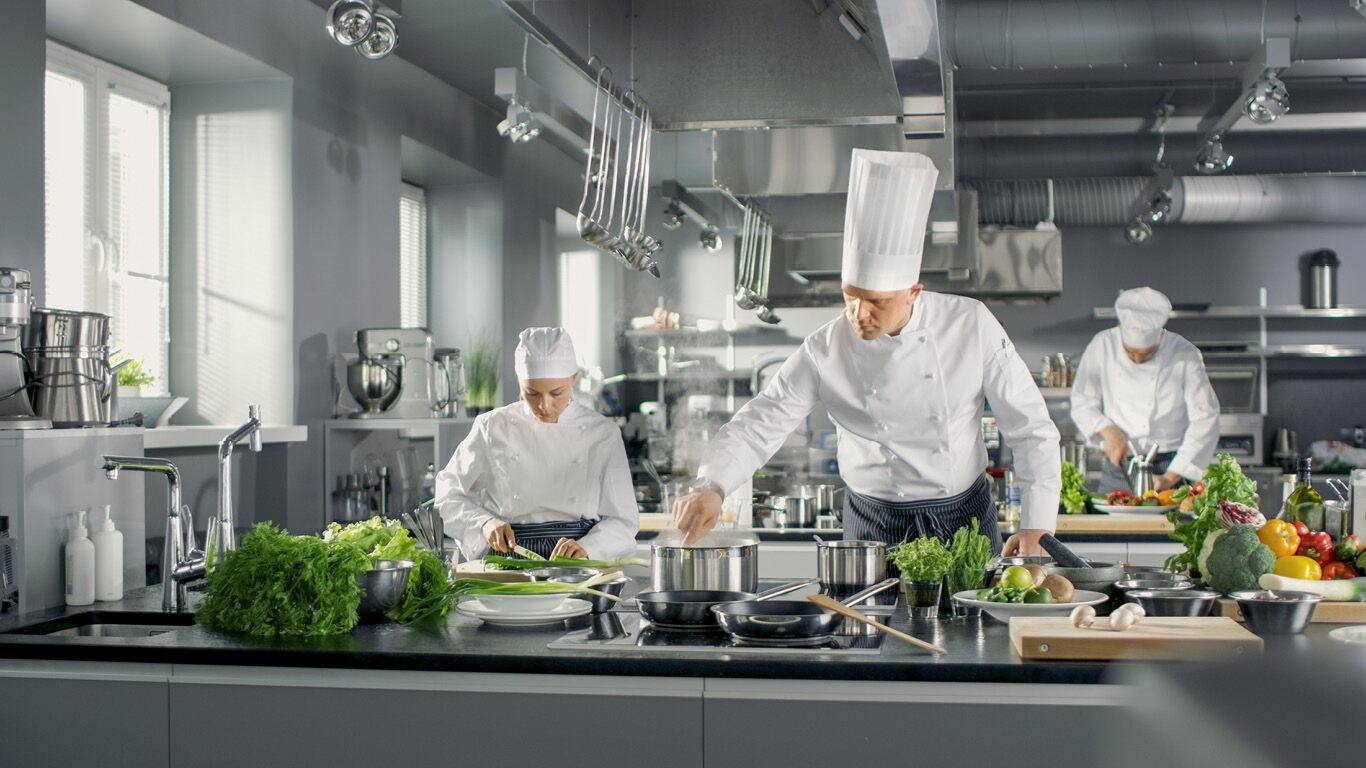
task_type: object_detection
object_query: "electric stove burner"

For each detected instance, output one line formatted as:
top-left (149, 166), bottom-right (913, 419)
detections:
top-left (729, 633), bottom-right (837, 648)
top-left (547, 613), bottom-right (884, 655)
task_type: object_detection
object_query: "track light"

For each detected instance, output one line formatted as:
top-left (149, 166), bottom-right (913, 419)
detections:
top-left (1145, 190), bottom-right (1172, 224)
top-left (1194, 137), bottom-right (1233, 174)
top-left (661, 202), bottom-right (685, 230)
top-left (756, 305), bottom-right (781, 325)
top-left (1125, 219), bottom-right (1152, 244)
top-left (1243, 74), bottom-right (1289, 124)
top-left (699, 228), bottom-right (723, 252)
top-left (325, 0), bottom-right (398, 60)
top-left (497, 101), bottom-right (542, 143)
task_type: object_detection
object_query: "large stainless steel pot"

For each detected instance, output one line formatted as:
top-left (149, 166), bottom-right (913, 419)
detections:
top-left (22, 308), bottom-right (116, 427)
top-left (710, 578), bottom-right (899, 642)
top-left (801, 483), bottom-right (845, 519)
top-left (816, 539), bottom-right (887, 591)
top-left (782, 494), bottom-right (818, 527)
top-left (651, 534), bottom-right (758, 592)
top-left (24, 308), bottom-right (110, 350)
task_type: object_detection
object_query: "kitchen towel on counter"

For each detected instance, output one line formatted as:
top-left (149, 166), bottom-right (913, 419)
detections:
top-left (1307, 441), bottom-right (1366, 470)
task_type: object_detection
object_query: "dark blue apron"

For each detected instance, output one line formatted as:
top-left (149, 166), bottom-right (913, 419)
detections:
top-left (843, 475), bottom-right (1002, 556)
top-left (507, 519), bottom-right (597, 559)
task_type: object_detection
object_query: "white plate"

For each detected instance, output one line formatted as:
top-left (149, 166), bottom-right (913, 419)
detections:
top-left (952, 589), bottom-right (1109, 623)
top-left (473, 593), bottom-right (569, 613)
top-left (1092, 503), bottom-right (1178, 514)
top-left (1329, 625), bottom-right (1366, 646)
top-left (457, 598), bottom-right (591, 626)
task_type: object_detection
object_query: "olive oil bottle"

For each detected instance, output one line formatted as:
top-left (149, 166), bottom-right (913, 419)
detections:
top-left (1283, 458), bottom-right (1325, 531)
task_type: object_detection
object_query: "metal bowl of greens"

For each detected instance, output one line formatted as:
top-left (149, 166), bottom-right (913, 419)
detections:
top-left (356, 559), bottom-right (415, 618)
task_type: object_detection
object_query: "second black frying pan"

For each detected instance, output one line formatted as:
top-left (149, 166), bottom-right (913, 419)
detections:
top-left (635, 579), bottom-right (816, 629)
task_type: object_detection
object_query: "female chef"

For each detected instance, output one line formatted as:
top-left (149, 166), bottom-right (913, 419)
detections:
top-left (434, 327), bottom-right (639, 560)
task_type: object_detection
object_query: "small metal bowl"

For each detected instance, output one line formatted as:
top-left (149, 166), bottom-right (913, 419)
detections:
top-left (1122, 564), bottom-right (1190, 580)
top-left (1114, 577), bottom-right (1194, 595)
top-left (525, 566), bottom-right (605, 583)
top-left (356, 559), bottom-right (415, 619)
top-left (1229, 589), bottom-right (1322, 634)
top-left (1124, 589), bottom-right (1220, 617)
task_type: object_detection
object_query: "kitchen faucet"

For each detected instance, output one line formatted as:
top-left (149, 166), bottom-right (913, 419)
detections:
top-left (102, 455), bottom-right (205, 611)
top-left (211, 404), bottom-right (262, 561)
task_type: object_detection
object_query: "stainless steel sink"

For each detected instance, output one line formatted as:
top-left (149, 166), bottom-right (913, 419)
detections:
top-left (6, 611), bottom-right (195, 638)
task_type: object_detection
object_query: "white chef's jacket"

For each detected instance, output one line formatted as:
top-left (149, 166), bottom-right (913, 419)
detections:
top-left (434, 400), bottom-right (639, 560)
top-left (1070, 327), bottom-right (1220, 482)
top-left (697, 292), bottom-right (1063, 531)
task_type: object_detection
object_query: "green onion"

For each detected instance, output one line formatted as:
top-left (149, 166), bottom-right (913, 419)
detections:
top-left (482, 555), bottom-right (648, 571)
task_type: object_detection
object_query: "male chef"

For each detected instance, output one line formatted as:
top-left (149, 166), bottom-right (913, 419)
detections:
top-left (1071, 287), bottom-right (1220, 494)
top-left (672, 149), bottom-right (1061, 556)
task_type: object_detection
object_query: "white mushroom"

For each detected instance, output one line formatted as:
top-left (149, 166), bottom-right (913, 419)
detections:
top-left (1069, 604), bottom-right (1096, 629)
top-left (1120, 602), bottom-right (1146, 620)
top-left (1109, 608), bottom-right (1138, 631)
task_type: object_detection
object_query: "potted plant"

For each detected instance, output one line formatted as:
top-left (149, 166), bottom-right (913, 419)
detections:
top-left (465, 339), bottom-right (500, 415)
top-left (888, 535), bottom-right (952, 619)
top-left (114, 357), bottom-right (156, 397)
top-left (946, 519), bottom-right (994, 618)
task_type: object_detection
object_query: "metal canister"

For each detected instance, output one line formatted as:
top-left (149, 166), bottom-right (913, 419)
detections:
top-left (1307, 249), bottom-right (1340, 309)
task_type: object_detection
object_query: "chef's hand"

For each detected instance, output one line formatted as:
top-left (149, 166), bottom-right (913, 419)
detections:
top-left (1002, 528), bottom-right (1047, 557)
top-left (482, 519), bottom-right (515, 553)
top-left (1099, 426), bottom-right (1130, 467)
top-left (550, 538), bottom-right (587, 559)
top-left (1153, 470), bottom-right (1183, 492)
top-left (673, 490), bottom-right (722, 546)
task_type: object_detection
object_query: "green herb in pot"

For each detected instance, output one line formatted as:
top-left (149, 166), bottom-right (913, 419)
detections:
top-left (888, 535), bottom-right (952, 582)
top-left (1059, 461), bottom-right (1090, 514)
top-left (946, 519), bottom-right (993, 594)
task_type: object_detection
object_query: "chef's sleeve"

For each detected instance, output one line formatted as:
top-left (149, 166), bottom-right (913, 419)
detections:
top-left (1167, 351), bottom-right (1221, 481)
top-left (1068, 335), bottom-right (1116, 444)
top-left (978, 306), bottom-right (1062, 531)
top-left (435, 416), bottom-right (498, 561)
top-left (696, 346), bottom-right (821, 497)
top-left (576, 427), bottom-right (641, 560)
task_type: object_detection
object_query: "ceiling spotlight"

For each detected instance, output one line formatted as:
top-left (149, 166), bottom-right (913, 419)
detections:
top-left (661, 202), bottom-right (685, 230)
top-left (1194, 137), bottom-right (1234, 174)
top-left (1125, 219), bottom-right (1152, 244)
top-left (756, 305), bottom-right (782, 325)
top-left (326, 0), bottom-right (375, 46)
top-left (355, 12), bottom-right (398, 59)
top-left (497, 102), bottom-right (542, 143)
top-left (1146, 190), bottom-right (1173, 224)
top-left (699, 228), bottom-right (723, 252)
top-left (1243, 75), bottom-right (1289, 124)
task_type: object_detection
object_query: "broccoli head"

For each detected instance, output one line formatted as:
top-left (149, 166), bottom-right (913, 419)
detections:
top-left (1203, 524), bottom-right (1275, 595)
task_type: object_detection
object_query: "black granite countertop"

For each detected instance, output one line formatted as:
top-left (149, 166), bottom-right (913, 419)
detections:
top-left (638, 527), bottom-right (1175, 544)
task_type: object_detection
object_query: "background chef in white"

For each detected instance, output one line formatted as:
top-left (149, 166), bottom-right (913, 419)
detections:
top-left (1070, 287), bottom-right (1220, 494)
top-left (434, 327), bottom-right (639, 561)
top-left (673, 149), bottom-right (1061, 556)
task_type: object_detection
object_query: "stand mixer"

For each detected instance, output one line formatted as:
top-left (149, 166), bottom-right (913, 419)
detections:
top-left (0, 268), bottom-right (51, 429)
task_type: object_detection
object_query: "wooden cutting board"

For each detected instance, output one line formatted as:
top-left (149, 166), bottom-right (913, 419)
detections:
top-left (1216, 598), bottom-right (1366, 624)
top-left (1010, 616), bottom-right (1263, 660)
top-left (453, 562), bottom-right (531, 582)
top-left (1054, 513), bottom-right (1174, 533)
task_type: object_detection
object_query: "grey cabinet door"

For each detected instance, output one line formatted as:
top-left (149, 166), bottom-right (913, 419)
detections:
top-left (0, 675), bottom-right (169, 768)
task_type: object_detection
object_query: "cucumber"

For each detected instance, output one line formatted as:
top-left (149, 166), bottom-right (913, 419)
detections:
top-left (1258, 573), bottom-right (1366, 601)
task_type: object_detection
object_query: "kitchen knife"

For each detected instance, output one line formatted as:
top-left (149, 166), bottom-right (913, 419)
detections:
top-left (512, 544), bottom-right (547, 561)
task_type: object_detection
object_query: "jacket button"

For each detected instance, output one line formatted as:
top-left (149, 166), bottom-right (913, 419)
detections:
top-left (897, 491), bottom-right (906, 499)
top-left (924, 373), bottom-right (934, 379)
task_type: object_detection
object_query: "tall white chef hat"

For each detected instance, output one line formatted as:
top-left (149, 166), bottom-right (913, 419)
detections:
top-left (841, 149), bottom-right (939, 291)
top-left (1114, 287), bottom-right (1172, 349)
top-left (514, 327), bottom-right (579, 380)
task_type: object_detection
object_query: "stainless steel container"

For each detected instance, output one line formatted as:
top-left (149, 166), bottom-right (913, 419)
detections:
top-left (816, 540), bottom-right (887, 590)
top-left (782, 494), bottom-right (818, 527)
top-left (802, 483), bottom-right (845, 519)
top-left (1124, 589), bottom-right (1218, 617)
top-left (650, 535), bottom-right (758, 592)
top-left (1307, 249), bottom-right (1340, 309)
top-left (1229, 589), bottom-right (1322, 634)
top-left (346, 354), bottom-right (403, 416)
top-left (24, 308), bottom-right (110, 350)
top-left (23, 309), bottom-right (115, 427)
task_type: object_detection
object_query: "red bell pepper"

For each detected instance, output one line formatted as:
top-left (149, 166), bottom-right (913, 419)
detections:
top-left (1302, 531), bottom-right (1335, 567)
top-left (1335, 535), bottom-right (1362, 563)
top-left (1291, 521), bottom-right (1311, 540)
top-left (1322, 561), bottom-right (1358, 580)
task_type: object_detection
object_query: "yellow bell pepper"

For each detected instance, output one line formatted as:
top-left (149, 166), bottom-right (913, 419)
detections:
top-left (1258, 519), bottom-right (1301, 559)
top-left (1273, 555), bottom-right (1322, 581)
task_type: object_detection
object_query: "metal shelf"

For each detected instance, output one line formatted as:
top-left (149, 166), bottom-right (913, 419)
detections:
top-left (605, 370), bottom-right (754, 384)
top-left (1094, 305), bottom-right (1366, 320)
top-left (623, 328), bottom-right (738, 341)
top-left (1200, 344), bottom-right (1366, 358)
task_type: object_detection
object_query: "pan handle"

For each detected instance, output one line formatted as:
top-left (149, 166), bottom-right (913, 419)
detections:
top-left (752, 578), bottom-right (818, 601)
top-left (839, 577), bottom-right (900, 606)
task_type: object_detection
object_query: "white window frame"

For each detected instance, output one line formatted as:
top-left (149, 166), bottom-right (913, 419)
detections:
top-left (44, 40), bottom-right (171, 394)
top-left (399, 182), bottom-right (429, 329)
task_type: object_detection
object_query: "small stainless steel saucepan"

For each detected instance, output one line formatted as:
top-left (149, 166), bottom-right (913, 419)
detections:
top-left (635, 579), bottom-right (817, 630)
top-left (709, 577), bottom-right (900, 642)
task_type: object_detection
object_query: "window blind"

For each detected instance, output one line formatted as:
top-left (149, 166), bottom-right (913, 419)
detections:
top-left (399, 182), bottom-right (428, 329)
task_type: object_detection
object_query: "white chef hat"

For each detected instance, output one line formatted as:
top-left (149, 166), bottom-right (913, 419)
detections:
top-left (840, 149), bottom-right (939, 291)
top-left (514, 327), bottom-right (578, 380)
top-left (1114, 287), bottom-right (1172, 348)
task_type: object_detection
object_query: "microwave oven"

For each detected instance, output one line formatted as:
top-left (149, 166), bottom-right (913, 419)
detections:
top-left (1217, 413), bottom-right (1264, 465)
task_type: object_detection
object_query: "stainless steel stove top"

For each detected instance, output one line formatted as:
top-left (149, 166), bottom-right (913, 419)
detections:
top-left (548, 610), bottom-right (887, 655)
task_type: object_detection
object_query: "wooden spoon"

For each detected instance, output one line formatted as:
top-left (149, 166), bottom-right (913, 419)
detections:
top-left (807, 594), bottom-right (947, 655)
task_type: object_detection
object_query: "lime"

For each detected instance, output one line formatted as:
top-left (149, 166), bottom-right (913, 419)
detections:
top-left (1023, 587), bottom-right (1053, 604)
top-left (1000, 565), bottom-right (1034, 590)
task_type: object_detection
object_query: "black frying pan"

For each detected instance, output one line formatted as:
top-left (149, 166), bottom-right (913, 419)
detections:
top-left (710, 578), bottom-right (900, 642)
top-left (635, 579), bottom-right (816, 629)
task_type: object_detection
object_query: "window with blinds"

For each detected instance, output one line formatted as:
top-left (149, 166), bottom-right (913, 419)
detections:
top-left (44, 41), bottom-right (170, 394)
top-left (399, 183), bottom-right (428, 329)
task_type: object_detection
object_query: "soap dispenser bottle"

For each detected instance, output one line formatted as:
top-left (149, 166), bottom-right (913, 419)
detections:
top-left (92, 505), bottom-right (124, 601)
top-left (64, 510), bottom-right (95, 606)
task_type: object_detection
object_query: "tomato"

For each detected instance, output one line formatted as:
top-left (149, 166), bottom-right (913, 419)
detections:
top-left (1000, 566), bottom-right (1034, 590)
top-left (1322, 561), bottom-right (1358, 580)
top-left (1190, 481), bottom-right (1205, 495)
top-left (1257, 519), bottom-right (1301, 559)
top-left (1273, 555), bottom-right (1322, 581)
